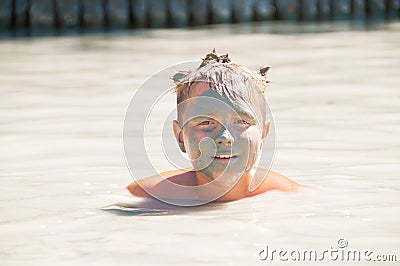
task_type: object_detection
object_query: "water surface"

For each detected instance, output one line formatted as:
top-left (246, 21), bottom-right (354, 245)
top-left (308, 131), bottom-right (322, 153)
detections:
top-left (1, 22), bottom-right (399, 265)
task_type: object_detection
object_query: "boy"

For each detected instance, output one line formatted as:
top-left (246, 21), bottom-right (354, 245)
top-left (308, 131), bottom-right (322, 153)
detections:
top-left (127, 50), bottom-right (299, 205)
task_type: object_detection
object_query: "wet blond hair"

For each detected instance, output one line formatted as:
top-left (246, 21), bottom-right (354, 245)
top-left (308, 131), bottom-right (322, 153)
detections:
top-left (171, 50), bottom-right (271, 123)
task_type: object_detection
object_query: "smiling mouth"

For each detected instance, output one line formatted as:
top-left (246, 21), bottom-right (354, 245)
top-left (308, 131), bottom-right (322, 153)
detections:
top-left (214, 154), bottom-right (238, 160)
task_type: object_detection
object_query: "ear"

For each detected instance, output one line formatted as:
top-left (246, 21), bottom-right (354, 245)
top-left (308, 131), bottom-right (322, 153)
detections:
top-left (262, 120), bottom-right (270, 140)
top-left (173, 120), bottom-right (186, 153)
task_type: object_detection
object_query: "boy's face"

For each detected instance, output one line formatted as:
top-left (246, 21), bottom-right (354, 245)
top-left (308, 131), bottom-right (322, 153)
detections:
top-left (173, 82), bottom-right (269, 181)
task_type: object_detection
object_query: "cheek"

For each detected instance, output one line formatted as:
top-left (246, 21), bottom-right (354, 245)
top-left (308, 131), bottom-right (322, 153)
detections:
top-left (183, 130), bottom-right (209, 157)
top-left (238, 127), bottom-right (262, 145)
top-left (236, 128), bottom-right (263, 161)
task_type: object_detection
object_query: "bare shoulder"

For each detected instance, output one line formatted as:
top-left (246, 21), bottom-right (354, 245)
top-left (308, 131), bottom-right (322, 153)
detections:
top-left (249, 169), bottom-right (301, 196)
top-left (127, 169), bottom-right (196, 198)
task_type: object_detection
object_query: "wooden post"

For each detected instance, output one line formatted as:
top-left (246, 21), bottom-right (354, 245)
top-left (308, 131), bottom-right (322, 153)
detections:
top-left (0, 0), bottom-right (12, 29)
top-left (301, 0), bottom-right (318, 20)
top-left (14, 0), bottom-right (29, 28)
top-left (131, 0), bottom-right (147, 28)
top-left (105, 0), bottom-right (129, 28)
top-left (210, 0), bottom-right (232, 24)
top-left (367, 0), bottom-right (386, 20)
top-left (148, 0), bottom-right (167, 28)
top-left (191, 0), bottom-right (209, 25)
top-left (317, 0), bottom-right (330, 20)
top-left (55, 0), bottom-right (80, 29)
top-left (275, 0), bottom-right (299, 20)
top-left (332, 0), bottom-right (351, 20)
top-left (352, 0), bottom-right (367, 20)
top-left (30, 0), bottom-right (55, 29)
top-left (253, 0), bottom-right (275, 21)
top-left (387, 0), bottom-right (400, 19)
top-left (232, 0), bottom-right (253, 23)
top-left (81, 0), bottom-right (105, 28)
top-left (169, 0), bottom-right (189, 27)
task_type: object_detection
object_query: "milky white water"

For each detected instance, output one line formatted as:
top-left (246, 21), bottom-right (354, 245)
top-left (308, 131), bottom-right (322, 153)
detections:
top-left (1, 22), bottom-right (399, 265)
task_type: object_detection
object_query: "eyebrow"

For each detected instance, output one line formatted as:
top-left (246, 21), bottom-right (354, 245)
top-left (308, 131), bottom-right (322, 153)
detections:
top-left (190, 110), bottom-right (256, 121)
top-left (236, 110), bottom-right (256, 120)
top-left (188, 114), bottom-right (218, 120)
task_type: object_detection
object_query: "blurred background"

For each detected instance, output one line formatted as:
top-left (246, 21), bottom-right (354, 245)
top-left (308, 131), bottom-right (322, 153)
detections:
top-left (0, 0), bottom-right (399, 34)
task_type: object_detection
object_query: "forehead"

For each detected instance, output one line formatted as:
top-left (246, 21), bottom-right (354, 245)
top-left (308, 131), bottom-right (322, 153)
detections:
top-left (180, 82), bottom-right (261, 121)
top-left (188, 82), bottom-right (215, 97)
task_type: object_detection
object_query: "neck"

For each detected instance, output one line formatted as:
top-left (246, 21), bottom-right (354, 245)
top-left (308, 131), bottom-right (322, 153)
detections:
top-left (195, 168), bottom-right (255, 202)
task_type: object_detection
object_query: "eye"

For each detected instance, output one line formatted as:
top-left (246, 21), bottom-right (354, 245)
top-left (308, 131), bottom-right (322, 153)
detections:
top-left (233, 119), bottom-right (253, 129)
top-left (196, 120), bottom-right (217, 129)
top-left (236, 119), bottom-right (250, 125)
top-left (198, 121), bottom-right (213, 126)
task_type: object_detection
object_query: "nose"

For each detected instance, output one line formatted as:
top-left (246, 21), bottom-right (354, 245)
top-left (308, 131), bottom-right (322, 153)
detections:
top-left (214, 126), bottom-right (234, 146)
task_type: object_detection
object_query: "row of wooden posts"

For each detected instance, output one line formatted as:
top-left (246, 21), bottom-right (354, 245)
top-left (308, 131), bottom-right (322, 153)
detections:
top-left (0, 0), bottom-right (399, 30)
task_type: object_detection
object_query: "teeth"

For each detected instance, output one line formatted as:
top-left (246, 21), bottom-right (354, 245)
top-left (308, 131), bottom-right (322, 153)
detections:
top-left (216, 155), bottom-right (233, 159)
